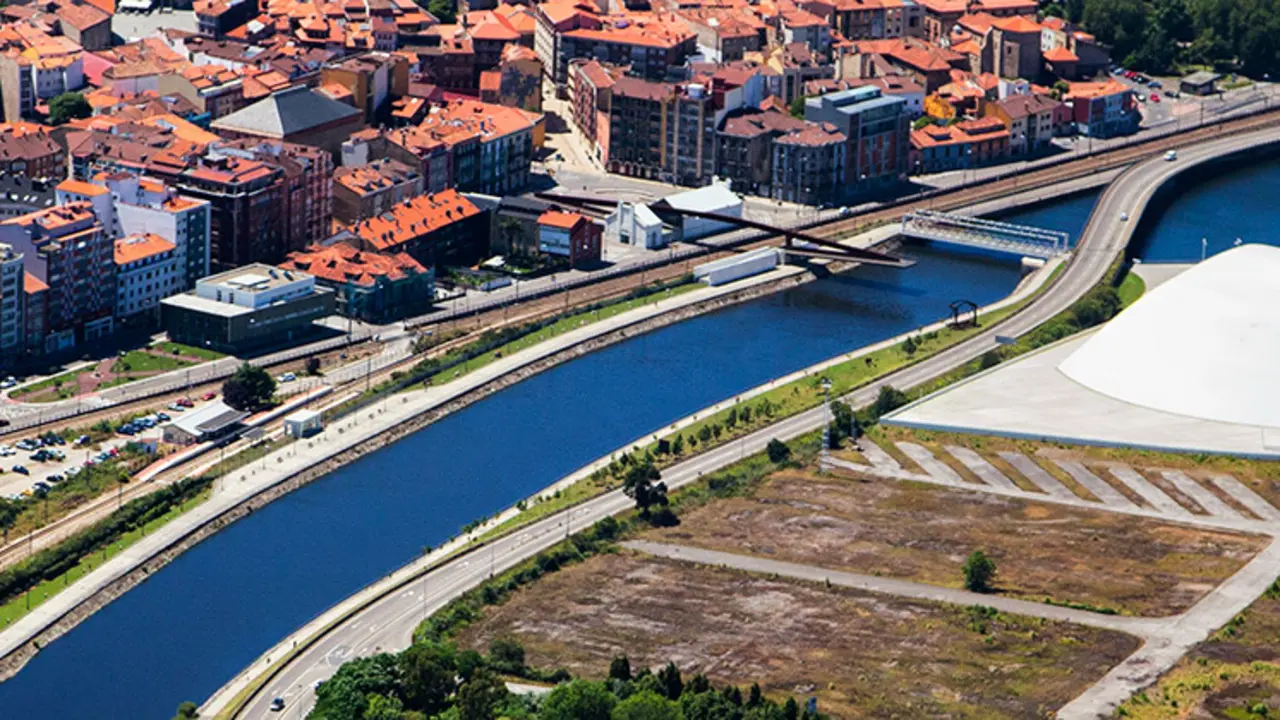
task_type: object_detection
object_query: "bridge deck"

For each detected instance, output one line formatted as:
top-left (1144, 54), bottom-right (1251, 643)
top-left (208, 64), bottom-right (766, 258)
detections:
top-left (902, 210), bottom-right (1068, 259)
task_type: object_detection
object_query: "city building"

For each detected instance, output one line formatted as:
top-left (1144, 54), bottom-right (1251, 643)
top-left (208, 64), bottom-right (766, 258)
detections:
top-left (536, 210), bottom-right (601, 268)
top-left (0, 242), bottom-right (21, 362)
top-left (982, 92), bottom-right (1062, 154)
top-left (333, 158), bottom-right (424, 225)
top-left (479, 43), bottom-right (543, 112)
top-left (0, 202), bottom-right (113, 352)
top-left (114, 232), bottom-right (181, 321)
top-left (908, 116), bottom-right (1010, 173)
top-left (161, 263), bottom-right (335, 354)
top-left (604, 201), bottom-right (664, 250)
top-left (163, 400), bottom-right (250, 444)
top-left (412, 99), bottom-right (540, 195)
top-left (829, 0), bottom-right (922, 40)
top-left (804, 85), bottom-right (911, 195)
top-left (57, 173), bottom-right (213, 291)
top-left (917, 0), bottom-right (1037, 43)
top-left (605, 76), bottom-right (718, 187)
top-left (650, 183), bottom-right (743, 242)
top-left (350, 189), bottom-right (488, 267)
top-left (1181, 71), bottom-right (1221, 96)
top-left (1065, 79), bottom-right (1138, 137)
top-left (176, 156), bottom-right (285, 269)
top-left (210, 86), bottom-right (364, 157)
top-left (568, 59), bottom-right (619, 165)
top-left (22, 270), bottom-right (46, 359)
top-left (677, 8), bottom-right (765, 62)
top-left (216, 140), bottom-right (334, 253)
top-left (280, 242), bottom-right (434, 322)
top-left (0, 25), bottom-right (85, 122)
top-left (555, 14), bottom-right (698, 85)
top-left (320, 53), bottom-right (392, 123)
top-left (0, 122), bottom-right (64, 180)
top-left (717, 109), bottom-right (848, 204)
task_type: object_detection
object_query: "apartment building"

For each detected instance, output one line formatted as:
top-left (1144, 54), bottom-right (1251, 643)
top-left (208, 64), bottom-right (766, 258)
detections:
top-left (333, 158), bottom-right (425, 225)
top-left (804, 85), bottom-right (911, 195)
top-left (0, 242), bottom-right (21, 362)
top-left (0, 202), bottom-right (114, 352)
top-left (320, 53), bottom-right (392, 123)
top-left (280, 243), bottom-right (434, 322)
top-left (1065, 79), bottom-right (1139, 138)
top-left (909, 116), bottom-right (1010, 172)
top-left (217, 140), bottom-right (334, 253)
top-left (982, 92), bottom-right (1062, 154)
top-left (0, 25), bottom-right (85, 122)
top-left (0, 122), bottom-right (64, 180)
top-left (605, 76), bottom-right (718, 187)
top-left (413, 99), bottom-right (540, 195)
top-left (556, 15), bottom-right (697, 84)
top-left (536, 210), bottom-right (601, 268)
top-left (114, 233), bottom-right (181, 321)
top-left (176, 156), bottom-right (285, 269)
top-left (351, 189), bottom-right (487, 267)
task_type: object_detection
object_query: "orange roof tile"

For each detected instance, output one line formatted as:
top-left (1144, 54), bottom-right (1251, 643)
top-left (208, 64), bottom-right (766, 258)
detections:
top-left (56, 179), bottom-right (109, 197)
top-left (114, 233), bottom-right (175, 265)
top-left (23, 271), bottom-right (47, 294)
top-left (1043, 46), bottom-right (1078, 62)
top-left (990, 15), bottom-right (1040, 33)
top-left (537, 210), bottom-right (586, 229)
top-left (354, 189), bottom-right (481, 251)
top-left (281, 242), bottom-right (429, 287)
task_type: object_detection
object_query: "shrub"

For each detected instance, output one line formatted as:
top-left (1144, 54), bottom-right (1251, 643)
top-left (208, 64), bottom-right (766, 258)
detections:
top-left (962, 550), bottom-right (997, 593)
top-left (766, 438), bottom-right (791, 463)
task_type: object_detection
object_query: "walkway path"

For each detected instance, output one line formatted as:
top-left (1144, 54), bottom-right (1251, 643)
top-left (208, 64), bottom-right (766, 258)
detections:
top-left (623, 541), bottom-right (1166, 637)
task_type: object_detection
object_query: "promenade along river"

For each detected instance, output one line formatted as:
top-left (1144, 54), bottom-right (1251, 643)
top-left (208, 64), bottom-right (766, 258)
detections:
top-left (0, 198), bottom-right (1096, 719)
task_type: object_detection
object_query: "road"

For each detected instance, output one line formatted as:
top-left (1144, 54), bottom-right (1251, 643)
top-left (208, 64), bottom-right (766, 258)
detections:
top-left (228, 126), bottom-right (1280, 719)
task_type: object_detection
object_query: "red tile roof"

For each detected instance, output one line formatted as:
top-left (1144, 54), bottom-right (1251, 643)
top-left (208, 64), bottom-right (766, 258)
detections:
top-left (354, 189), bottom-right (481, 251)
top-left (281, 242), bottom-right (428, 287)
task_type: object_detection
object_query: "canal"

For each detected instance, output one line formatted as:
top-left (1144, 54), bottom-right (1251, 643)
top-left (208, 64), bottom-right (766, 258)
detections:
top-left (0, 199), bottom-right (1097, 719)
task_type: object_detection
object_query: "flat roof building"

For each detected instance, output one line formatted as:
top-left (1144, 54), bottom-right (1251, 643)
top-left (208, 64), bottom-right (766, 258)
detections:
top-left (160, 263), bottom-right (335, 354)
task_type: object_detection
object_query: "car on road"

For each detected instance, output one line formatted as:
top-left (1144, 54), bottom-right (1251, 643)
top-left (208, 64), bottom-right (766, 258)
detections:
top-left (0, 376), bottom-right (16, 389)
top-left (1165, 150), bottom-right (1178, 161)
top-left (1120, 211), bottom-right (1130, 221)
top-left (270, 698), bottom-right (285, 712)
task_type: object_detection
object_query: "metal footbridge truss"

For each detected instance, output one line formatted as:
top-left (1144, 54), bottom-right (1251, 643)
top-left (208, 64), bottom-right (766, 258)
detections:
top-left (901, 210), bottom-right (1069, 259)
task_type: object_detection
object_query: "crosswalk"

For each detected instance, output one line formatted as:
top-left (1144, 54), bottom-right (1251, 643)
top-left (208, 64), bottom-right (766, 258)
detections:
top-left (829, 438), bottom-right (1280, 531)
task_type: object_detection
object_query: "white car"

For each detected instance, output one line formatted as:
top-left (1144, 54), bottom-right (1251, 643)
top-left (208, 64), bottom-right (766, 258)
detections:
top-left (278, 372), bottom-right (297, 383)
top-left (1164, 150), bottom-right (1178, 161)
top-left (0, 376), bottom-right (16, 389)
top-left (1119, 211), bottom-right (1130, 222)
top-left (0, 446), bottom-right (12, 457)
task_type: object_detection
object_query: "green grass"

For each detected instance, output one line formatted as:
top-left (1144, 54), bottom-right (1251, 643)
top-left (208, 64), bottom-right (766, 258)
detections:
top-left (8, 366), bottom-right (93, 401)
top-left (426, 282), bottom-right (700, 386)
top-left (0, 487), bottom-right (212, 629)
top-left (1221, 78), bottom-right (1255, 90)
top-left (1117, 270), bottom-right (1146, 308)
top-left (156, 342), bottom-right (225, 361)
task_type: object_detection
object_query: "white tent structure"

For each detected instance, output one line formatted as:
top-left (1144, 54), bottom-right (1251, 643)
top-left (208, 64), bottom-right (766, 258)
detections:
top-left (885, 245), bottom-right (1280, 458)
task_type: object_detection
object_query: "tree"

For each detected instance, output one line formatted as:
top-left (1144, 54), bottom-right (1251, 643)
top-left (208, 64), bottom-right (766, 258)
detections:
top-left (311, 653), bottom-right (401, 720)
top-left (611, 690), bottom-right (683, 720)
top-left (766, 438), bottom-right (791, 464)
top-left (456, 668), bottom-right (508, 720)
top-left (748, 684), bottom-right (763, 708)
top-left (48, 92), bottom-right (91, 125)
top-left (829, 400), bottom-right (858, 444)
top-left (901, 335), bottom-right (917, 355)
top-left (170, 701), bottom-right (199, 720)
top-left (542, 680), bottom-right (618, 720)
top-left (963, 550), bottom-right (997, 593)
top-left (788, 95), bottom-right (806, 119)
top-left (1082, 0), bottom-right (1148, 63)
top-left (365, 694), bottom-right (407, 720)
top-left (488, 635), bottom-right (526, 674)
top-left (783, 698), bottom-right (800, 720)
top-left (306, 356), bottom-right (323, 376)
top-left (671, 434), bottom-right (685, 455)
top-left (623, 460), bottom-right (668, 517)
top-left (399, 642), bottom-right (456, 715)
top-left (425, 0), bottom-right (455, 22)
top-left (609, 655), bottom-right (633, 682)
top-left (221, 362), bottom-right (276, 411)
top-left (872, 385), bottom-right (908, 418)
top-left (657, 662), bottom-right (683, 700)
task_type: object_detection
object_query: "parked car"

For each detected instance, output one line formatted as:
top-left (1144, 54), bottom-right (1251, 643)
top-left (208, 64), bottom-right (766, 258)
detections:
top-left (156, 412), bottom-right (170, 422)
top-left (66, 466), bottom-right (82, 478)
top-left (12, 465), bottom-right (29, 475)
top-left (0, 376), bottom-right (17, 389)
top-left (177, 397), bottom-right (194, 408)
top-left (277, 372), bottom-right (297, 383)
top-left (1149, 80), bottom-right (1163, 88)
top-left (202, 391), bottom-right (217, 401)
top-left (76, 435), bottom-right (91, 446)
top-left (168, 402), bottom-right (186, 412)
top-left (0, 445), bottom-right (12, 457)
top-left (1150, 93), bottom-right (1160, 103)
top-left (15, 439), bottom-right (37, 451)
top-left (47, 473), bottom-right (64, 484)
top-left (0, 419), bottom-right (8, 428)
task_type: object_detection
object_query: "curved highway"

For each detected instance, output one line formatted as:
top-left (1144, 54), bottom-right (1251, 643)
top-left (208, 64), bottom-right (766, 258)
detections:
top-left (227, 125), bottom-right (1280, 719)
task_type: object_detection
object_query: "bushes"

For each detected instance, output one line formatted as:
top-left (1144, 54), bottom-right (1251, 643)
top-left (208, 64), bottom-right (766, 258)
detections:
top-left (0, 476), bottom-right (210, 606)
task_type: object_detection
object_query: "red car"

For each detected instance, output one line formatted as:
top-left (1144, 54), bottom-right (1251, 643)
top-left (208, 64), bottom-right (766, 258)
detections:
top-left (201, 391), bottom-right (217, 401)
top-left (1149, 94), bottom-right (1161, 103)
top-left (177, 397), bottom-right (194, 408)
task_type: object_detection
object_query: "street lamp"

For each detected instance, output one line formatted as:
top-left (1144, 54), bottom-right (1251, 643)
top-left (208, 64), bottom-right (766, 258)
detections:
top-left (1201, 237), bottom-right (1208, 261)
top-left (820, 377), bottom-right (833, 451)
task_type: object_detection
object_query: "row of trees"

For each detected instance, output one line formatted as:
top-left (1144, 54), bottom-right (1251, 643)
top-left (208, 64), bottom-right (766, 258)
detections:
top-left (304, 635), bottom-right (825, 720)
top-left (1061, 0), bottom-right (1280, 77)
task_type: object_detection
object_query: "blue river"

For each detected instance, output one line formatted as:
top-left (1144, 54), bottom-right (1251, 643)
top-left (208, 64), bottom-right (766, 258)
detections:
top-left (0, 198), bottom-right (1100, 718)
top-left (1130, 157), bottom-right (1280, 262)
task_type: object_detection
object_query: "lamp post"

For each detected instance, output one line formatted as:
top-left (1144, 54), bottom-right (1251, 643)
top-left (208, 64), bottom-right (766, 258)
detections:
top-left (820, 377), bottom-right (833, 451)
top-left (1201, 237), bottom-right (1208, 262)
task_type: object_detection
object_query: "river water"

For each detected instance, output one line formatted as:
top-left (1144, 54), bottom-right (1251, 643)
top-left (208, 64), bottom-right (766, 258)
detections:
top-left (0, 197), bottom-right (1102, 719)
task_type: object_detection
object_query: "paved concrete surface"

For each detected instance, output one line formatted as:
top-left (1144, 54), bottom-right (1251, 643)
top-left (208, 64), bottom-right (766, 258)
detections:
top-left (945, 445), bottom-right (1018, 490)
top-left (998, 451), bottom-right (1074, 500)
top-left (1131, 262), bottom-right (1192, 290)
top-left (624, 540), bottom-right (1166, 636)
top-left (1055, 460), bottom-right (1137, 510)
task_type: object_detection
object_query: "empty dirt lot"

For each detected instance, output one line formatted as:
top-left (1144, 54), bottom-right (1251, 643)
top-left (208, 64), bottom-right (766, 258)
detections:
top-left (1119, 583), bottom-right (1280, 719)
top-left (456, 552), bottom-right (1139, 718)
top-left (649, 469), bottom-right (1265, 616)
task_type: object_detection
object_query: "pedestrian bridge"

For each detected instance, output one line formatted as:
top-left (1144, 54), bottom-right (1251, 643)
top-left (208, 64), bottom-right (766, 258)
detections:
top-left (901, 210), bottom-right (1069, 259)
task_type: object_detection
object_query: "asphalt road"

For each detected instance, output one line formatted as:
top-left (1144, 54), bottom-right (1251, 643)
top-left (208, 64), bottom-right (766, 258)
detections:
top-left (233, 126), bottom-right (1280, 719)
